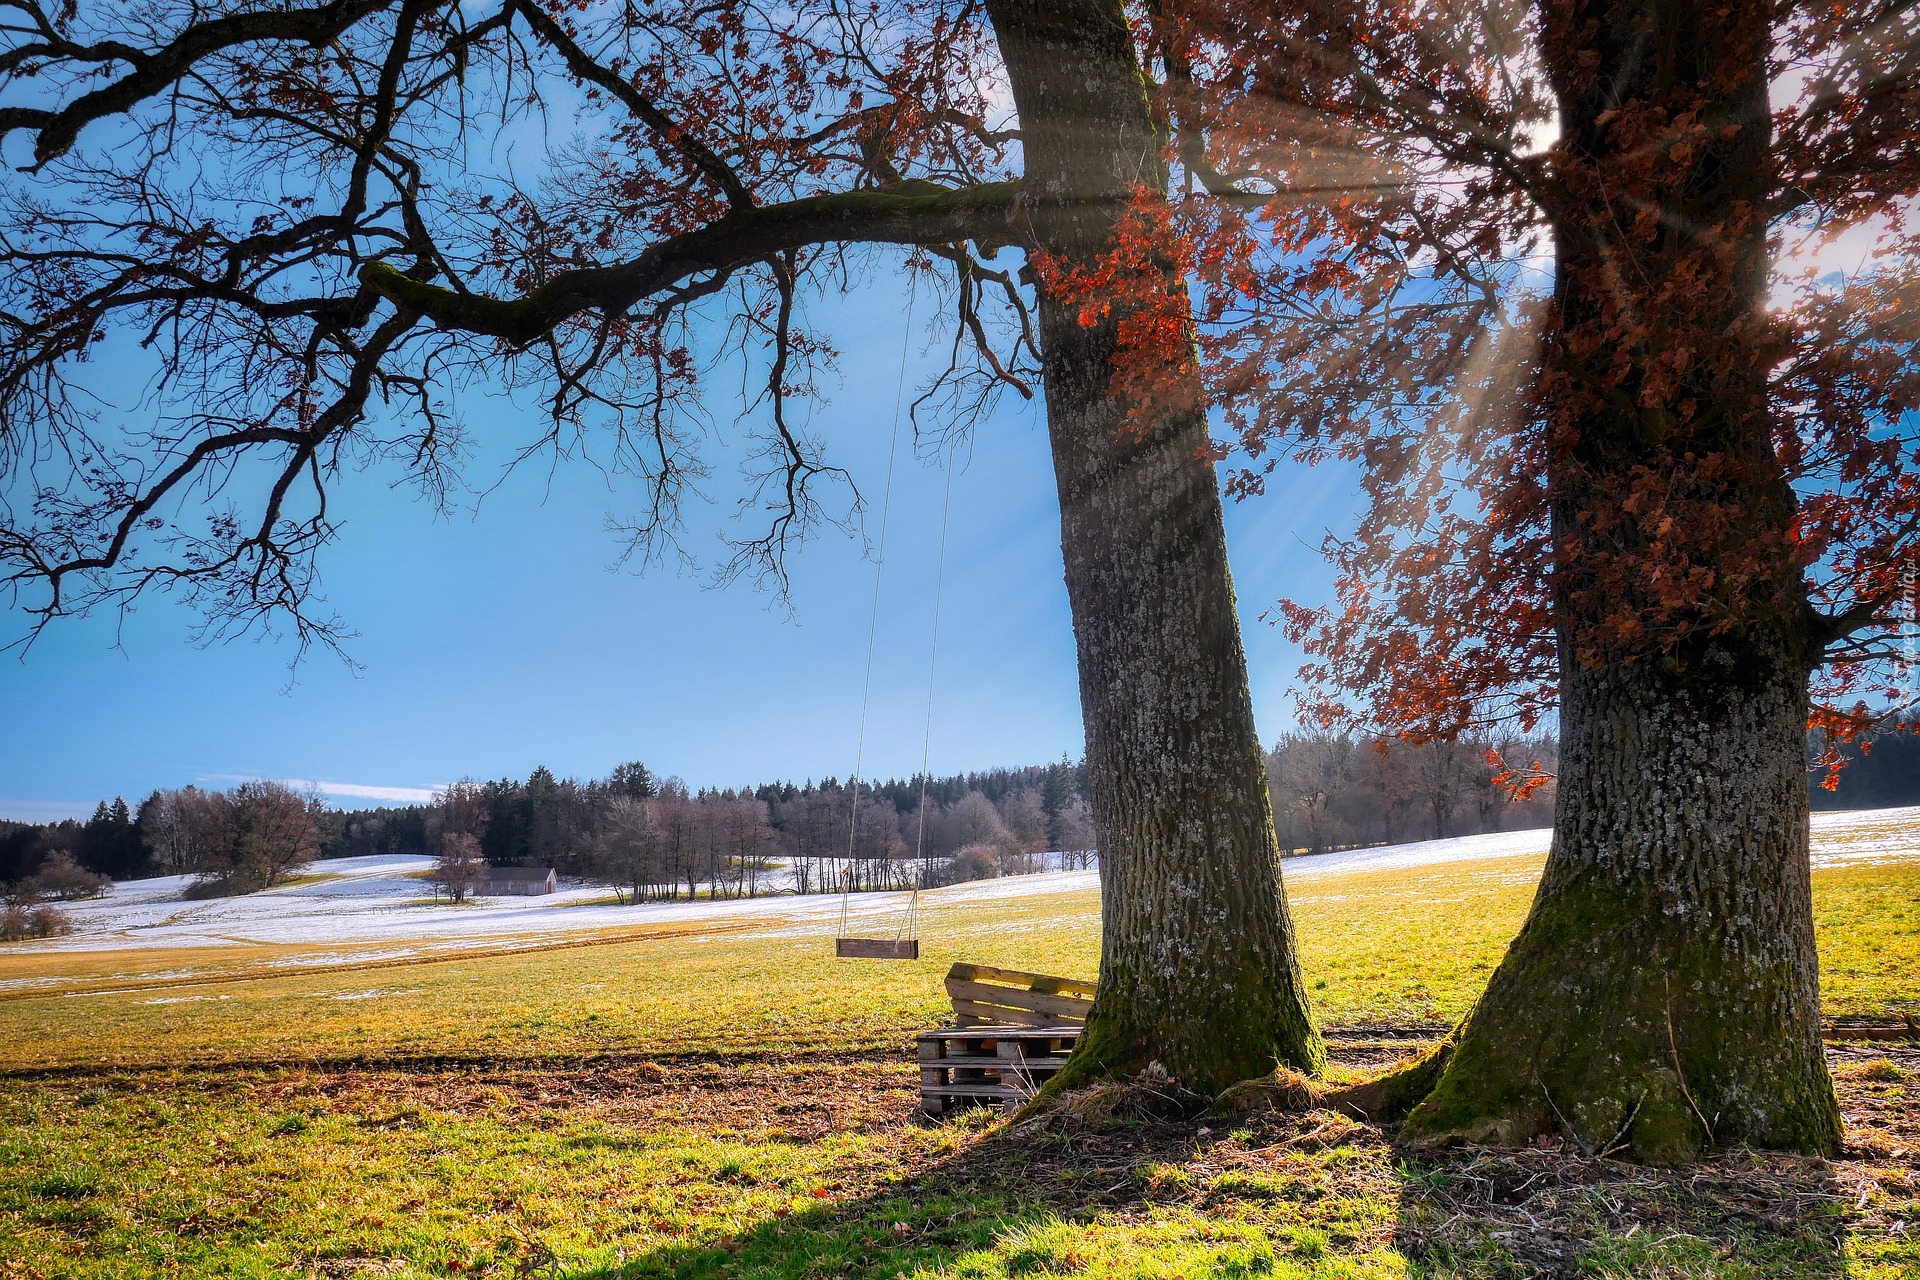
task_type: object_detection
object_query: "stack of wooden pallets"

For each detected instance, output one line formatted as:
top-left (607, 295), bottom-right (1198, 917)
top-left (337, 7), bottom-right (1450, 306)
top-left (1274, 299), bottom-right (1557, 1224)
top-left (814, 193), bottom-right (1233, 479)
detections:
top-left (917, 963), bottom-right (1096, 1115)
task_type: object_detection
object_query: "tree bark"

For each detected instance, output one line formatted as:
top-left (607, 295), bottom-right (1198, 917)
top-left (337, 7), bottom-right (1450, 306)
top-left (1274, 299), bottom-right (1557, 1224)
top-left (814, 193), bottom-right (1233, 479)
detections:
top-left (1402, 647), bottom-right (1841, 1159)
top-left (985, 0), bottom-right (1324, 1094)
top-left (1401, 0), bottom-right (1842, 1159)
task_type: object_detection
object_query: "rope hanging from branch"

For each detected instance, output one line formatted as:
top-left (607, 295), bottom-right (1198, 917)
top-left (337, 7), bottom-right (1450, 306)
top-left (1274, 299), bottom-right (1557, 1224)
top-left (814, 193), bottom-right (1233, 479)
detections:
top-left (837, 268), bottom-right (931, 959)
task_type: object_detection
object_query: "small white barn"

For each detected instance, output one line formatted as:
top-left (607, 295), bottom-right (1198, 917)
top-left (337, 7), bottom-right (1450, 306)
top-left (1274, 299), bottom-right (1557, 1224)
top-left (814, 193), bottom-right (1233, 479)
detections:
top-left (482, 866), bottom-right (557, 896)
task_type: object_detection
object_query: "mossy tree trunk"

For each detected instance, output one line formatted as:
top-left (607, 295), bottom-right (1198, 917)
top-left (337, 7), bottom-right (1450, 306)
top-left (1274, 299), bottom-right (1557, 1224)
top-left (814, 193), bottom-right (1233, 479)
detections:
top-left (984, 0), bottom-right (1324, 1095)
top-left (1401, 0), bottom-right (1842, 1160)
top-left (1402, 650), bottom-right (1842, 1160)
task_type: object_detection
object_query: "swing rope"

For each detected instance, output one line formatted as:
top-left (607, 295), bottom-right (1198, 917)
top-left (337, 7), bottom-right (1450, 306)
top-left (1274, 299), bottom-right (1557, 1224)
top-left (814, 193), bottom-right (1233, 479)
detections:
top-left (839, 272), bottom-right (917, 940)
top-left (898, 448), bottom-right (955, 942)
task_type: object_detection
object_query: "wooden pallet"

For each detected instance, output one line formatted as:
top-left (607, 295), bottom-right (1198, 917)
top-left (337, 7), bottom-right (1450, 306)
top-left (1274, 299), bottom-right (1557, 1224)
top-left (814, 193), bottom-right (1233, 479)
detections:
top-left (918, 1024), bottom-right (1081, 1115)
top-left (944, 962), bottom-right (1096, 1027)
top-left (1826, 1015), bottom-right (1920, 1042)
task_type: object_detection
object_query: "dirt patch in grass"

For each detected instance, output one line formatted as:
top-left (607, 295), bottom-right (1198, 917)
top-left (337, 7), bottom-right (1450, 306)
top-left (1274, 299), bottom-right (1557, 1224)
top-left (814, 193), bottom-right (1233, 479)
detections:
top-left (2, 1039), bottom-right (1910, 1278)
top-left (238, 1053), bottom-right (923, 1144)
top-left (1380, 1045), bottom-right (1915, 1277)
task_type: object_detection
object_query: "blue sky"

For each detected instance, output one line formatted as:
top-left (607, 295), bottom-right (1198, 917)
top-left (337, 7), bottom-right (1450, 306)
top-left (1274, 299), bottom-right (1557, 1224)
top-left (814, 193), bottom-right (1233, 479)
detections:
top-left (0, 277), bottom-right (1359, 822)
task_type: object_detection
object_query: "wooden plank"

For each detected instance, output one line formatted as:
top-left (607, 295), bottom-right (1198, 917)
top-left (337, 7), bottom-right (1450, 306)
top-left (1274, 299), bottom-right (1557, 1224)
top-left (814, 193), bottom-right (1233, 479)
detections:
top-left (920, 1036), bottom-right (1073, 1066)
top-left (948, 999), bottom-right (1063, 1028)
top-left (919, 1082), bottom-right (1048, 1118)
top-left (920, 1083), bottom-right (1027, 1099)
top-left (946, 962), bottom-right (1098, 997)
top-left (921, 1092), bottom-right (1035, 1109)
top-left (1825, 1025), bottom-right (1918, 1042)
top-left (929, 1053), bottom-right (1070, 1069)
top-left (924, 1024), bottom-right (1081, 1040)
top-left (836, 937), bottom-right (919, 960)
top-left (921, 1051), bottom-right (1075, 1074)
top-left (945, 977), bottom-right (1093, 1021)
top-left (943, 986), bottom-right (1092, 1021)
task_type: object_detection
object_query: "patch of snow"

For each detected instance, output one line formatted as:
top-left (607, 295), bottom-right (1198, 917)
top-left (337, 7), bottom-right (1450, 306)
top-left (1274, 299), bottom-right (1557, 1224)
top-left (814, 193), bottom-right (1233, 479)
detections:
top-left (1809, 805), bottom-right (1920, 867)
top-left (29, 853), bottom-right (857, 956)
top-left (1270, 806), bottom-right (1920, 878)
top-left (934, 871), bottom-right (1100, 903)
top-left (1285, 828), bottom-right (1553, 878)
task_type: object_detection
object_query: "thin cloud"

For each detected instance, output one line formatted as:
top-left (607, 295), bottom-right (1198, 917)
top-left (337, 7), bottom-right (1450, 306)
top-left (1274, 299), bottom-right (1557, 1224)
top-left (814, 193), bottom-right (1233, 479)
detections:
top-left (0, 799), bottom-right (100, 823)
top-left (204, 775), bottom-right (443, 803)
top-left (299, 781), bottom-right (442, 803)
top-left (3, 780), bottom-right (441, 824)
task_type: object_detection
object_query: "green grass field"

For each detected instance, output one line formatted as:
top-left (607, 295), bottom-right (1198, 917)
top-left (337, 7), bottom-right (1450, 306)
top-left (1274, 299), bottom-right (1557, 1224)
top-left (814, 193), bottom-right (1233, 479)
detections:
top-left (1, 852), bottom-right (1915, 1279)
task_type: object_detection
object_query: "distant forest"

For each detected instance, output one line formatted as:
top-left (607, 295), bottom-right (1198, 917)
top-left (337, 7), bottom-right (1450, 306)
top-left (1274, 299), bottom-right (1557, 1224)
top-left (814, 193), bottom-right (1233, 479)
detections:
top-left (1809, 733), bottom-right (1920, 811)
top-left (3, 729), bottom-right (1915, 893)
top-left (335, 759), bottom-right (1103, 899)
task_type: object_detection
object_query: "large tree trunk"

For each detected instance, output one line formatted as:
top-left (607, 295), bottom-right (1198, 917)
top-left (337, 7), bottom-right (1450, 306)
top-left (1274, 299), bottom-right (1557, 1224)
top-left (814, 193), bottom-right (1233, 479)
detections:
top-left (1402, 647), bottom-right (1842, 1159)
top-left (1401, 0), bottom-right (1841, 1159)
top-left (985, 0), bottom-right (1323, 1094)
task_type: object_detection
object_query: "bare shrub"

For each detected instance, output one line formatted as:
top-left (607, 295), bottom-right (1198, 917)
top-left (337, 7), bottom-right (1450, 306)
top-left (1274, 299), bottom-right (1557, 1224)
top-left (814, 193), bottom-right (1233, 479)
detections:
top-left (28, 851), bottom-right (110, 901)
top-left (0, 904), bottom-right (73, 941)
top-left (430, 780), bottom-right (491, 904)
top-left (951, 844), bottom-right (1001, 882)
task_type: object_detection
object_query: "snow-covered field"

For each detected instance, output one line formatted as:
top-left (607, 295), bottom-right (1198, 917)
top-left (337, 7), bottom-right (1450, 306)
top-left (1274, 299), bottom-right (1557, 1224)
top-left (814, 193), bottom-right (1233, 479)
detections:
top-left (18, 805), bottom-right (1920, 960)
top-left (33, 856), bottom-right (831, 955)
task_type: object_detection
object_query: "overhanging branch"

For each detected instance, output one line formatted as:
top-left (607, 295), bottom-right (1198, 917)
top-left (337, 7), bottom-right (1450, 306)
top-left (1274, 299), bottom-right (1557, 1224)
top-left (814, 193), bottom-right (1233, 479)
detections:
top-left (509, 0), bottom-right (753, 210)
top-left (359, 179), bottom-right (1026, 343)
top-left (0, 0), bottom-right (404, 167)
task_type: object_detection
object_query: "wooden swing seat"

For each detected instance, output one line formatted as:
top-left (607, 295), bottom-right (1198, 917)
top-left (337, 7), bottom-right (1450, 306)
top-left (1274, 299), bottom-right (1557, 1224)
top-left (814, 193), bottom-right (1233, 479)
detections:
top-left (836, 937), bottom-right (920, 959)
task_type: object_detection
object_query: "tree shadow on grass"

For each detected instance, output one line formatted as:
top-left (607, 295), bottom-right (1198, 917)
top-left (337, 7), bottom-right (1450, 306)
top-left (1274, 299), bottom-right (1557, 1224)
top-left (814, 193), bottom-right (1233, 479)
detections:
top-left (563, 1088), bottom-right (1241, 1280)
top-left (1390, 1141), bottom-right (1858, 1278)
top-left (1389, 1042), bottom-right (1920, 1279)
top-left (542, 1062), bottom-right (1879, 1280)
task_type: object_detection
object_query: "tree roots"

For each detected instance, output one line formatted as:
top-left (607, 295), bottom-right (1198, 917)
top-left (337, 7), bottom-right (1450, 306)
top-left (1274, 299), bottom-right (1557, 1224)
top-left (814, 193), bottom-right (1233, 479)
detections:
top-left (1215, 1042), bottom-right (1454, 1124)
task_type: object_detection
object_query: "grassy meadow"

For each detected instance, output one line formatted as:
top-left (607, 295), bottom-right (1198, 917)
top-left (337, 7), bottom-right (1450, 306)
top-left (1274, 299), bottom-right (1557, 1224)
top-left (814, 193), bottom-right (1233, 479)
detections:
top-left (0, 851), bottom-right (1915, 1278)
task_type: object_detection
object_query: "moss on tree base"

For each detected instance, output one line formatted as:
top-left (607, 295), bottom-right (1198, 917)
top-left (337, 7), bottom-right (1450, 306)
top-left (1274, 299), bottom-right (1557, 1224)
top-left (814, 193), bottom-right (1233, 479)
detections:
top-left (1390, 825), bottom-right (1841, 1162)
top-left (1215, 1042), bottom-right (1450, 1122)
top-left (1400, 1059), bottom-right (1713, 1164)
top-left (1039, 979), bottom-right (1327, 1104)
